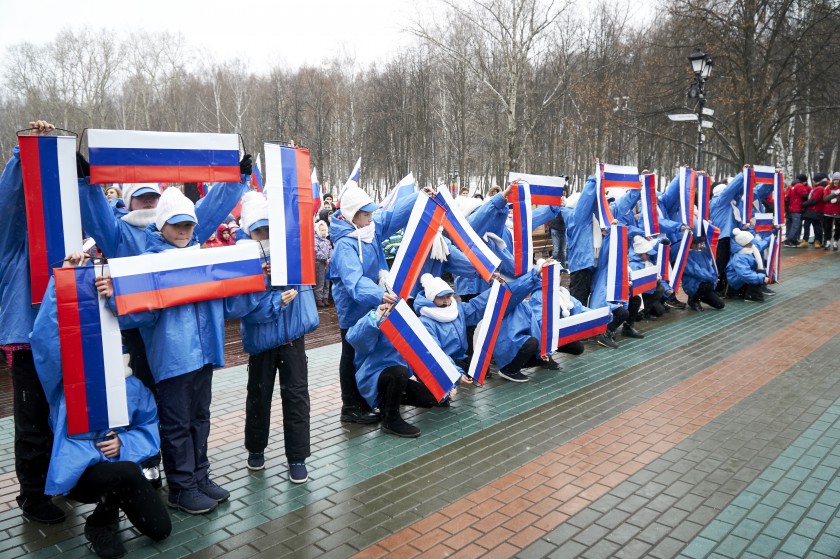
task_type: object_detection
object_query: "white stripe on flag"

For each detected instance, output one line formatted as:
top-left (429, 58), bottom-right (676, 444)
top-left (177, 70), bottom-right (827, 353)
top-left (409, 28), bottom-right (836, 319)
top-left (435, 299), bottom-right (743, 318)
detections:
top-left (108, 243), bottom-right (261, 277)
top-left (98, 265), bottom-right (129, 429)
top-left (88, 129), bottom-right (238, 151)
top-left (265, 144), bottom-right (291, 286)
top-left (56, 136), bottom-right (83, 257)
top-left (393, 300), bottom-right (461, 385)
top-left (507, 172), bottom-right (566, 188)
top-left (386, 194), bottom-right (433, 292)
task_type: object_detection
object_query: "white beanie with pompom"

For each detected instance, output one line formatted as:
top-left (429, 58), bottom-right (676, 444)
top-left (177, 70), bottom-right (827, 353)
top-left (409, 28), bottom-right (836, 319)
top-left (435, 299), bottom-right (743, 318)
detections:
top-left (420, 273), bottom-right (454, 299)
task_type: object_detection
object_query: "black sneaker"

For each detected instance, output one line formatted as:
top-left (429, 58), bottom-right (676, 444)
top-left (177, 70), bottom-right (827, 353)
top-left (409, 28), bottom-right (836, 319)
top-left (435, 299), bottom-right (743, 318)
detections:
top-left (621, 326), bottom-right (645, 339)
top-left (688, 298), bottom-right (703, 312)
top-left (84, 523), bottom-right (126, 559)
top-left (760, 285), bottom-right (776, 296)
top-left (541, 357), bottom-right (561, 370)
top-left (664, 297), bottom-right (687, 310)
top-left (381, 416), bottom-right (421, 438)
top-left (167, 488), bottom-right (218, 514)
top-left (246, 452), bottom-right (265, 471)
top-left (498, 369), bottom-right (529, 382)
top-left (20, 498), bottom-right (66, 525)
top-left (595, 333), bottom-right (619, 349)
top-left (340, 406), bottom-right (380, 424)
top-left (288, 462), bottom-right (309, 484)
top-left (197, 477), bottom-right (230, 503)
top-left (744, 293), bottom-right (765, 303)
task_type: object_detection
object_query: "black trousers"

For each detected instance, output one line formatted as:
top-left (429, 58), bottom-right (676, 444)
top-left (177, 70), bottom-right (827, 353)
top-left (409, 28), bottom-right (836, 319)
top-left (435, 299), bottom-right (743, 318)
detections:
top-left (500, 337), bottom-right (539, 375)
top-left (378, 366), bottom-right (438, 412)
top-left (12, 349), bottom-right (52, 506)
top-left (339, 329), bottom-right (368, 410)
top-left (715, 240), bottom-right (732, 291)
top-left (608, 306), bottom-right (630, 332)
top-left (803, 218), bottom-right (822, 244)
top-left (691, 282), bottom-right (725, 309)
top-left (155, 364), bottom-right (213, 491)
top-left (642, 284), bottom-right (666, 317)
top-left (123, 329), bottom-right (161, 470)
top-left (245, 338), bottom-right (310, 462)
top-left (822, 215), bottom-right (840, 242)
top-left (569, 269), bottom-right (594, 307)
top-left (69, 461), bottom-right (170, 541)
top-left (557, 340), bottom-right (585, 355)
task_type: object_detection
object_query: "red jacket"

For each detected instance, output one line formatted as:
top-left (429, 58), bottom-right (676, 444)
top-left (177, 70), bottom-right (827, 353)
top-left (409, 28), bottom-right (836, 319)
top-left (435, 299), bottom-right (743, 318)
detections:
top-left (805, 185), bottom-right (825, 214)
top-left (788, 182), bottom-right (810, 213)
top-left (824, 185), bottom-right (840, 217)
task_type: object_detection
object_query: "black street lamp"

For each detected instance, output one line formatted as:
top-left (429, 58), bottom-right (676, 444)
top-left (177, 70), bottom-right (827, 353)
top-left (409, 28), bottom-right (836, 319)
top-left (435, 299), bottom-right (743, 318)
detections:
top-left (687, 48), bottom-right (713, 169)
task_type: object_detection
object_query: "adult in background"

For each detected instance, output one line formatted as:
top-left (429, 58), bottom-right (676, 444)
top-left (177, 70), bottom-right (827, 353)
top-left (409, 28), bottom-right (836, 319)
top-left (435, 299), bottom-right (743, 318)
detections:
top-left (783, 174), bottom-right (810, 248)
top-left (822, 173), bottom-right (840, 251)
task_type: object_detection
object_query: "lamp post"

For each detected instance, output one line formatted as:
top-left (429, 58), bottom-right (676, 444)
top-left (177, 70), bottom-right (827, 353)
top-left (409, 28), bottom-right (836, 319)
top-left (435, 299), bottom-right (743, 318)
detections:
top-left (687, 49), bottom-right (713, 170)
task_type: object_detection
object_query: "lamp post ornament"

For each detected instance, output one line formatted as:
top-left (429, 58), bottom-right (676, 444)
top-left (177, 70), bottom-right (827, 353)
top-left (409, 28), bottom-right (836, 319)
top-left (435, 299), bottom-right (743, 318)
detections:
top-left (687, 48), bottom-right (713, 170)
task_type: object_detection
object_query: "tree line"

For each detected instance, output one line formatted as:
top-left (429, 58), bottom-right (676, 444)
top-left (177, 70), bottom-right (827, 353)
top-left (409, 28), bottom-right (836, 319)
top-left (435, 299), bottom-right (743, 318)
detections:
top-left (1, 0), bottom-right (838, 196)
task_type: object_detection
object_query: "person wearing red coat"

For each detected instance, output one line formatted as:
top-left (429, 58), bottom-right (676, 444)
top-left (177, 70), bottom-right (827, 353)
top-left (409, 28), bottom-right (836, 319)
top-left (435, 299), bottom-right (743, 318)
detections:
top-left (803, 174), bottom-right (827, 248)
top-left (823, 172), bottom-right (840, 251)
top-left (783, 174), bottom-right (810, 247)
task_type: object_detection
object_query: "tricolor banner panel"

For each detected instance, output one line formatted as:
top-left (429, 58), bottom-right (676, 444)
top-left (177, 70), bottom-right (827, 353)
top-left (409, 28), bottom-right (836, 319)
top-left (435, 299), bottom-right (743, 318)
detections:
top-left (766, 233), bottom-right (781, 283)
top-left (658, 243), bottom-right (671, 283)
top-left (773, 171), bottom-right (785, 226)
top-left (555, 306), bottom-right (611, 347)
top-left (508, 172), bottom-right (565, 205)
top-left (19, 135), bottom-right (83, 305)
top-left (468, 280), bottom-right (511, 385)
top-left (631, 266), bottom-right (659, 296)
top-left (54, 266), bottom-right (128, 436)
top-left (250, 153), bottom-right (263, 192)
top-left (386, 194), bottom-right (446, 299)
top-left (87, 130), bottom-right (240, 184)
top-left (540, 263), bottom-right (562, 358)
top-left (741, 167), bottom-right (756, 227)
top-left (380, 173), bottom-right (416, 211)
top-left (380, 300), bottom-right (461, 403)
top-left (348, 157), bottom-right (361, 183)
top-left (266, 144), bottom-right (316, 286)
top-left (753, 165), bottom-right (776, 185)
top-left (669, 230), bottom-right (691, 295)
top-left (595, 163), bottom-right (639, 229)
top-left (640, 174), bottom-right (660, 236)
top-left (704, 220), bottom-right (720, 275)
top-left (695, 174), bottom-right (711, 236)
top-left (678, 166), bottom-right (696, 229)
top-left (311, 167), bottom-right (321, 216)
top-left (435, 187), bottom-right (500, 282)
top-left (509, 183), bottom-right (533, 277)
top-left (606, 225), bottom-right (630, 303)
top-left (754, 213), bottom-right (774, 233)
top-left (109, 243), bottom-right (264, 314)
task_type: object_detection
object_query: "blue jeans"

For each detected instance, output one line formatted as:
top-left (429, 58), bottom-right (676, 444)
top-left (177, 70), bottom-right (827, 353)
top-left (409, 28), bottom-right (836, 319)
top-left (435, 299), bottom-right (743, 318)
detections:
top-left (786, 212), bottom-right (802, 243)
top-left (550, 229), bottom-right (567, 267)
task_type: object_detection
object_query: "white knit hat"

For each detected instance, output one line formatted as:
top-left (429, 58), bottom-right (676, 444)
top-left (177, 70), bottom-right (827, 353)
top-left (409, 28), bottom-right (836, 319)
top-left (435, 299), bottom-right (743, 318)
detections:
top-left (712, 183), bottom-right (726, 196)
top-left (122, 183), bottom-right (161, 206)
top-left (340, 186), bottom-right (379, 224)
top-left (155, 187), bottom-right (197, 231)
top-left (240, 191), bottom-right (269, 233)
top-left (455, 195), bottom-right (483, 217)
top-left (420, 273), bottom-right (454, 299)
top-left (732, 228), bottom-right (754, 247)
top-left (633, 236), bottom-right (655, 255)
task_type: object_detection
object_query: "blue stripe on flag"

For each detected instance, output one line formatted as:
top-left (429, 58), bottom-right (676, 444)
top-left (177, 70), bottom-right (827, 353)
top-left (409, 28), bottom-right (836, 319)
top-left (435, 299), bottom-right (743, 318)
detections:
top-left (89, 147), bottom-right (239, 167)
top-left (388, 307), bottom-right (453, 391)
top-left (76, 267), bottom-right (110, 431)
top-left (392, 201), bottom-right (438, 290)
top-left (603, 171), bottom-right (639, 184)
top-left (560, 314), bottom-right (610, 336)
top-left (112, 259), bottom-right (263, 295)
top-left (39, 137), bottom-right (67, 273)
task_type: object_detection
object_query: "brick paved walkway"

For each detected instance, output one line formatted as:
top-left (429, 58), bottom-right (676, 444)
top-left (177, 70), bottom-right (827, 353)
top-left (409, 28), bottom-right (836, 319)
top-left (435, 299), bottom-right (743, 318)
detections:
top-left (0, 247), bottom-right (838, 559)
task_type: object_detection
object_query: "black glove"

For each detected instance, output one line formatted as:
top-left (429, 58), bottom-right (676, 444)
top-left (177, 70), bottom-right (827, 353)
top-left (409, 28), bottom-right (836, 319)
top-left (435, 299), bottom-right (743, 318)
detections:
top-left (660, 238), bottom-right (671, 246)
top-left (239, 154), bottom-right (253, 176)
top-left (76, 152), bottom-right (90, 179)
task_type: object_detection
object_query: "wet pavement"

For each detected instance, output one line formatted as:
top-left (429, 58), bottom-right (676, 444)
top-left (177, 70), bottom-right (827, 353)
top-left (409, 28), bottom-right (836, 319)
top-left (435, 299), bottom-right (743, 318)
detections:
top-left (0, 246), bottom-right (838, 558)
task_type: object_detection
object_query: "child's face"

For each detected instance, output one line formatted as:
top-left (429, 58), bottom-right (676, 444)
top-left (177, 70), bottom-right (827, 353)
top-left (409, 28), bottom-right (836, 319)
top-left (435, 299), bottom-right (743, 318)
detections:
top-left (640, 253), bottom-right (650, 262)
top-left (353, 211), bottom-right (373, 228)
top-left (105, 188), bottom-right (118, 200)
top-left (221, 230), bottom-right (230, 240)
top-left (250, 226), bottom-right (269, 241)
top-left (162, 222), bottom-right (196, 248)
top-left (130, 193), bottom-right (159, 211)
top-left (434, 293), bottom-right (454, 308)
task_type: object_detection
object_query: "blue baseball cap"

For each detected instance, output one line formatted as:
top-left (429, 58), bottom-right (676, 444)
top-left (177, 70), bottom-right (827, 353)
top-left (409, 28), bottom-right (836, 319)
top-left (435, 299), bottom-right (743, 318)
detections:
top-left (166, 214), bottom-right (197, 225)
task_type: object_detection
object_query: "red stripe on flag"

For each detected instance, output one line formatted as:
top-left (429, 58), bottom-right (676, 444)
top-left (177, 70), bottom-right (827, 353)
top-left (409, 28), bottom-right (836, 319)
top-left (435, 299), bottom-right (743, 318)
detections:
top-left (295, 149), bottom-right (316, 285)
top-left (115, 275), bottom-right (265, 315)
top-left (90, 165), bottom-right (241, 185)
top-left (557, 323), bottom-right (609, 347)
top-left (475, 289), bottom-right (510, 385)
top-left (396, 205), bottom-right (446, 300)
top-left (54, 268), bottom-right (90, 435)
top-left (380, 320), bottom-right (448, 402)
top-left (19, 137), bottom-right (50, 304)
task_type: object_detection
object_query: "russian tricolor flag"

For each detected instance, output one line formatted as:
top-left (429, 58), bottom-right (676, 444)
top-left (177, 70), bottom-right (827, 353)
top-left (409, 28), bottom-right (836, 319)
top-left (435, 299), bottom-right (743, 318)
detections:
top-left (251, 153), bottom-right (264, 192)
top-left (386, 193), bottom-right (447, 299)
top-left (766, 233), bottom-right (781, 283)
top-left (508, 172), bottom-right (566, 205)
top-left (541, 263), bottom-right (562, 357)
top-left (631, 266), bottom-right (659, 296)
top-left (658, 243), bottom-right (671, 283)
top-left (312, 167), bottom-right (322, 216)
top-left (555, 306), bottom-right (611, 347)
top-left (380, 300), bottom-right (461, 403)
top-left (753, 164), bottom-right (776, 185)
top-left (773, 171), bottom-right (785, 226)
top-left (640, 173), bottom-right (660, 237)
top-left (19, 135), bottom-right (83, 305)
top-left (468, 280), bottom-right (511, 385)
top-left (434, 187), bottom-right (501, 282)
top-left (678, 166), bottom-right (696, 229)
top-left (669, 230), bottom-right (692, 295)
top-left (695, 174), bottom-right (711, 237)
top-left (741, 167), bottom-right (756, 226)
top-left (108, 243), bottom-right (265, 315)
top-left (54, 266), bottom-right (128, 436)
top-left (704, 220), bottom-right (720, 275)
top-left (348, 157), bottom-right (361, 183)
top-left (754, 213), bottom-right (774, 233)
top-left (381, 173), bottom-right (417, 211)
top-left (266, 144), bottom-right (316, 286)
top-left (508, 182), bottom-right (533, 277)
top-left (606, 225), bottom-right (630, 303)
top-left (87, 130), bottom-right (240, 184)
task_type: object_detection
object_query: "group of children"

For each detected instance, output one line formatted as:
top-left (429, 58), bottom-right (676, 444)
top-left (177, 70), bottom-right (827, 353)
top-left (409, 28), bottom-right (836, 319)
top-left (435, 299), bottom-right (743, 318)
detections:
top-left (784, 172), bottom-right (840, 249)
top-left (0, 123), bottom-right (805, 559)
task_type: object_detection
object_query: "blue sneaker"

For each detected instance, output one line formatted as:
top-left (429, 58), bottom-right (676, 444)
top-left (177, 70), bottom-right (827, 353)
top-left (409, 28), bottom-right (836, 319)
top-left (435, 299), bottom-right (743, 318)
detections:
top-left (197, 477), bottom-right (230, 503)
top-left (288, 462), bottom-right (308, 484)
top-left (246, 452), bottom-right (265, 471)
top-left (167, 488), bottom-right (217, 514)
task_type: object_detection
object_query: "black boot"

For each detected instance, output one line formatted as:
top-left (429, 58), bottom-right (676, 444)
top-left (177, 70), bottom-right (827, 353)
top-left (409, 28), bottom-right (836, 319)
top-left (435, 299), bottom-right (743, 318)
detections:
top-left (381, 410), bottom-right (420, 438)
top-left (687, 295), bottom-right (703, 312)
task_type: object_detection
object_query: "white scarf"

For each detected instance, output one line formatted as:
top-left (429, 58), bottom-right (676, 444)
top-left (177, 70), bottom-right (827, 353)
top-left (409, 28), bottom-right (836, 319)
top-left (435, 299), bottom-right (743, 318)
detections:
top-left (592, 215), bottom-right (603, 262)
top-left (739, 245), bottom-right (765, 271)
top-left (121, 208), bottom-right (157, 229)
top-left (419, 301), bottom-right (459, 323)
top-left (483, 232), bottom-right (507, 249)
top-left (348, 223), bottom-right (376, 263)
top-left (730, 200), bottom-right (742, 223)
top-left (557, 287), bottom-right (574, 318)
top-left (429, 228), bottom-right (450, 262)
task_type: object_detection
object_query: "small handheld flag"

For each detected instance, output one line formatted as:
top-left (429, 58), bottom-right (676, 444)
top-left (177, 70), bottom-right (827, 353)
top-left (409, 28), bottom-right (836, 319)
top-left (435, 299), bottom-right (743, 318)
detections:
top-left (766, 233), bottom-right (781, 283)
top-left (380, 299), bottom-right (462, 403)
top-left (434, 187), bottom-right (501, 282)
top-left (54, 266), bottom-right (128, 436)
top-left (266, 144), bottom-right (316, 286)
top-left (631, 266), bottom-right (659, 296)
top-left (109, 243), bottom-right (265, 315)
top-left (541, 263), bottom-right (562, 357)
top-left (754, 213), bottom-right (774, 233)
top-left (508, 182), bottom-right (533, 277)
top-left (669, 230), bottom-right (692, 295)
top-left (386, 194), bottom-right (447, 299)
top-left (468, 280), bottom-right (512, 385)
top-left (695, 174), bottom-right (711, 236)
top-left (741, 167), bottom-right (756, 226)
top-left (507, 172), bottom-right (565, 205)
top-left (772, 170), bottom-right (785, 226)
top-left (381, 173), bottom-right (417, 211)
top-left (87, 130), bottom-right (240, 184)
top-left (658, 243), bottom-right (671, 283)
top-left (311, 167), bottom-right (322, 216)
top-left (555, 306), bottom-right (611, 347)
top-left (678, 166), bottom-right (696, 229)
top-left (639, 173), bottom-right (660, 236)
top-left (251, 153), bottom-right (264, 192)
top-left (704, 220), bottom-right (721, 275)
top-left (19, 135), bottom-right (83, 305)
top-left (753, 165), bottom-right (776, 185)
top-left (606, 225), bottom-right (630, 303)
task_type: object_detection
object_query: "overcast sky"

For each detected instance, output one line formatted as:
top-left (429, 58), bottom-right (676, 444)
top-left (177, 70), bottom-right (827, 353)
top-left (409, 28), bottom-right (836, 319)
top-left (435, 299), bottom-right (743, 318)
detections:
top-left (0, 0), bottom-right (429, 70)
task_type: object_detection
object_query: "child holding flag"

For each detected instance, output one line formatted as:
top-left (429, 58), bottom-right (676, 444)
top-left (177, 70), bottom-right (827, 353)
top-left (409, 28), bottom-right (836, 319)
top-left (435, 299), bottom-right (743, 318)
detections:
top-left (726, 228), bottom-right (771, 302)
